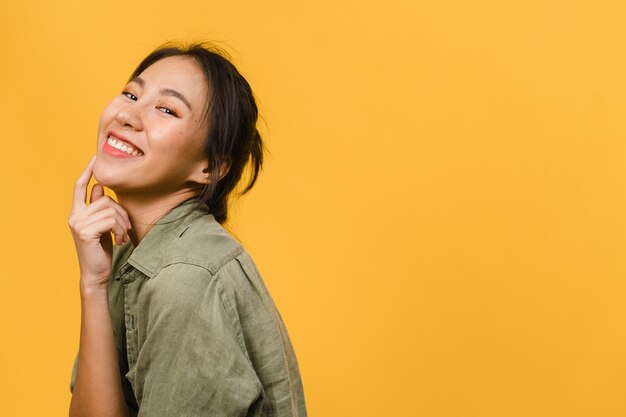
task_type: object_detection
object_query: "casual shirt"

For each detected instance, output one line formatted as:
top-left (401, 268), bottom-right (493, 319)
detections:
top-left (69, 196), bottom-right (307, 417)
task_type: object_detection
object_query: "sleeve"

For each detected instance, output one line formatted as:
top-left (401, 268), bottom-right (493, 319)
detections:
top-left (128, 263), bottom-right (264, 417)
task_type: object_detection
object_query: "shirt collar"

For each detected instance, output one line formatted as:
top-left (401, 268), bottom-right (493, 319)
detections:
top-left (125, 196), bottom-right (211, 277)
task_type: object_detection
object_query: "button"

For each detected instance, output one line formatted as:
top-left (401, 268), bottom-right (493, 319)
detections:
top-left (120, 263), bottom-right (133, 276)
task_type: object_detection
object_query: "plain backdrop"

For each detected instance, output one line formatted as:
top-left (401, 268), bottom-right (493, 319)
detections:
top-left (1, 1), bottom-right (626, 416)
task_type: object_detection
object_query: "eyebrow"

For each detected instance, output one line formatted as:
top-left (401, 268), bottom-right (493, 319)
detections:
top-left (131, 76), bottom-right (193, 111)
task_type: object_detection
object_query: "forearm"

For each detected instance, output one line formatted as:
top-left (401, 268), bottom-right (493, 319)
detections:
top-left (69, 281), bottom-right (129, 417)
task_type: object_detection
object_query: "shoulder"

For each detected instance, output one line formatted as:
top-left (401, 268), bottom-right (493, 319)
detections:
top-left (138, 241), bottom-right (276, 355)
top-left (168, 214), bottom-right (246, 275)
top-left (139, 214), bottom-right (272, 308)
top-left (141, 237), bottom-right (278, 334)
top-left (146, 246), bottom-right (271, 310)
top-left (125, 212), bottom-right (247, 278)
top-left (127, 212), bottom-right (279, 326)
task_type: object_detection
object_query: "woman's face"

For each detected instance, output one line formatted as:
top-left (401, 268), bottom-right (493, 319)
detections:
top-left (93, 55), bottom-right (210, 196)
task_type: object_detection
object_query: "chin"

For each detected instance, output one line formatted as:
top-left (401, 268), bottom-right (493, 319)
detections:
top-left (93, 160), bottom-right (124, 191)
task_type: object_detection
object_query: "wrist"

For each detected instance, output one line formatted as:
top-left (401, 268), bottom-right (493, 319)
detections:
top-left (79, 279), bottom-right (109, 298)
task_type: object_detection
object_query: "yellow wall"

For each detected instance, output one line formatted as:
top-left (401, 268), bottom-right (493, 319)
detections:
top-left (1, 0), bottom-right (625, 416)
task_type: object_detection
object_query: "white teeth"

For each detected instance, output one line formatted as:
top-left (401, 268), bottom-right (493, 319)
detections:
top-left (106, 136), bottom-right (144, 156)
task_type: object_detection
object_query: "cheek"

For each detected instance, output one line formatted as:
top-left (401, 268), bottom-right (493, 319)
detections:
top-left (154, 128), bottom-right (204, 158)
top-left (98, 100), bottom-right (122, 128)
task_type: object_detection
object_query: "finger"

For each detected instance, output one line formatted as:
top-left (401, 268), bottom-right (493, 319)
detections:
top-left (101, 196), bottom-right (132, 230)
top-left (110, 219), bottom-right (128, 246)
top-left (80, 217), bottom-right (117, 244)
top-left (76, 208), bottom-right (129, 245)
top-left (115, 203), bottom-right (132, 230)
top-left (97, 209), bottom-right (129, 245)
top-left (103, 210), bottom-right (130, 245)
top-left (72, 155), bottom-right (97, 213)
top-left (80, 194), bottom-right (132, 229)
top-left (89, 183), bottom-right (104, 204)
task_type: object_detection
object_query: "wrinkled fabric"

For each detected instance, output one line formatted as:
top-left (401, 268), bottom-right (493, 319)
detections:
top-left (70, 197), bottom-right (307, 417)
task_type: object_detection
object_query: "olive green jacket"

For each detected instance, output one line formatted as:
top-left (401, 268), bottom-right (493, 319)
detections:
top-left (70, 197), bottom-right (307, 417)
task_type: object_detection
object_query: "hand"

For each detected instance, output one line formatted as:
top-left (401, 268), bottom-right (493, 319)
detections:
top-left (68, 155), bottom-right (132, 291)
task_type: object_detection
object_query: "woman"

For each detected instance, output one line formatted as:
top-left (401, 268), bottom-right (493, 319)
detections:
top-left (68, 42), bottom-right (307, 417)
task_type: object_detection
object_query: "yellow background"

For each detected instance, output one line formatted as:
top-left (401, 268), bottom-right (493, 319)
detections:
top-left (1, 0), bottom-right (625, 416)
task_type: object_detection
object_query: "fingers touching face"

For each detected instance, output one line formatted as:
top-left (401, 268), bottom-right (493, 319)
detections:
top-left (72, 155), bottom-right (96, 213)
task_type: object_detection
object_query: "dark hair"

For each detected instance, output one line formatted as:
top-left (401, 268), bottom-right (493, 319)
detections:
top-left (129, 41), bottom-right (266, 224)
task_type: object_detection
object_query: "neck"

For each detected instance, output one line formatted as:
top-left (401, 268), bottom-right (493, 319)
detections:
top-left (115, 190), bottom-right (200, 246)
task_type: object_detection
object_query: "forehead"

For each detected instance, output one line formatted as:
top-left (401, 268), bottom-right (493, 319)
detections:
top-left (136, 56), bottom-right (208, 109)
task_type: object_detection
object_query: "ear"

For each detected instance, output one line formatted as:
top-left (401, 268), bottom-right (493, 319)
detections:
top-left (188, 160), bottom-right (230, 185)
top-left (187, 158), bottom-right (211, 185)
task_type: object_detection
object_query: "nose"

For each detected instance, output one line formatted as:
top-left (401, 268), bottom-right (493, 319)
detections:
top-left (115, 104), bottom-right (144, 131)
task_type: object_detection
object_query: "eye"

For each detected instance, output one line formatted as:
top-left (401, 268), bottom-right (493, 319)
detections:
top-left (157, 106), bottom-right (178, 117)
top-left (122, 91), bottom-right (137, 101)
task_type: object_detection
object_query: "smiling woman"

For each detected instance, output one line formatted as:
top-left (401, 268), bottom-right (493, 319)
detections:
top-left (67, 42), bottom-right (308, 417)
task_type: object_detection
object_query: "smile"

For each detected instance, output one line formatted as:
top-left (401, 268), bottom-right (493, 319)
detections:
top-left (105, 136), bottom-right (144, 157)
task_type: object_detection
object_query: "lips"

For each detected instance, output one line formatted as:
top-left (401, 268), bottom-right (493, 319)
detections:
top-left (106, 130), bottom-right (144, 153)
top-left (105, 138), bottom-right (144, 157)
